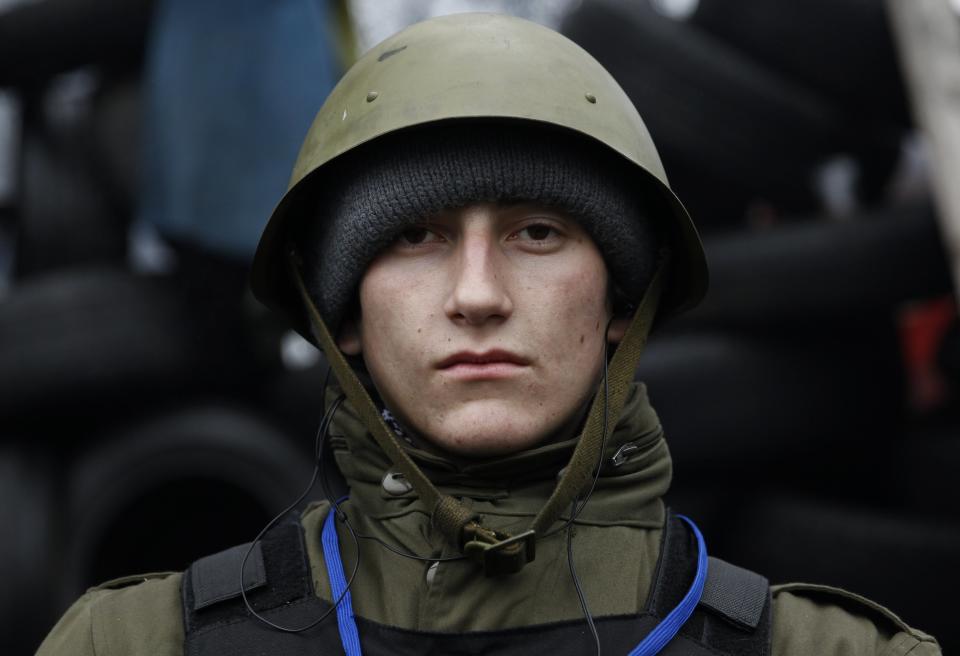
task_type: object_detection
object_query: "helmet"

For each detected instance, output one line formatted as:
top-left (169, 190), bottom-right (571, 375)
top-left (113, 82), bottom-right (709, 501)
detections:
top-left (251, 12), bottom-right (707, 339)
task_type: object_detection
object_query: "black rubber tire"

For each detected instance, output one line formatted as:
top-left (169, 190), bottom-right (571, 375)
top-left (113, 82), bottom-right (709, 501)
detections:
top-left (16, 124), bottom-right (129, 275)
top-left (0, 268), bottom-right (202, 419)
top-left (681, 0), bottom-right (908, 202)
top-left (684, 0), bottom-right (911, 129)
top-left (897, 427), bottom-right (960, 519)
top-left (562, 0), bottom-right (850, 221)
top-left (681, 202), bottom-right (951, 329)
top-left (640, 322), bottom-right (903, 479)
top-left (0, 448), bottom-right (58, 655)
top-left (59, 405), bottom-right (315, 606)
top-left (0, 0), bottom-right (152, 87)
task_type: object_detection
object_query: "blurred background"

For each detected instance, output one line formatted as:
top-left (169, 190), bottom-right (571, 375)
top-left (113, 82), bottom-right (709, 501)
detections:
top-left (1, 0), bottom-right (958, 652)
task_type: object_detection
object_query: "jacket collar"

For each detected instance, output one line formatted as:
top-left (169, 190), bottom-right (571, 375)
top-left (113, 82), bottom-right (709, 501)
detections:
top-left (329, 382), bottom-right (671, 527)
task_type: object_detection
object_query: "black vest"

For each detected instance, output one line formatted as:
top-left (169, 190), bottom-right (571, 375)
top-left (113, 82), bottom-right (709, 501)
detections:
top-left (181, 511), bottom-right (771, 655)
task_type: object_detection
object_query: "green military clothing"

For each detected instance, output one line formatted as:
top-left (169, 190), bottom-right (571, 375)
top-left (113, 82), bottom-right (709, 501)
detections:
top-left (37, 572), bottom-right (183, 656)
top-left (37, 385), bottom-right (940, 655)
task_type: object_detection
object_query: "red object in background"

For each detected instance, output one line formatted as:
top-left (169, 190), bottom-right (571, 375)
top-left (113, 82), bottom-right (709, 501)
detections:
top-left (898, 294), bottom-right (956, 412)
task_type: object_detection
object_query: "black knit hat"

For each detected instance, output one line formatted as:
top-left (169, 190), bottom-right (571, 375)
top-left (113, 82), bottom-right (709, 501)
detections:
top-left (301, 122), bottom-right (660, 330)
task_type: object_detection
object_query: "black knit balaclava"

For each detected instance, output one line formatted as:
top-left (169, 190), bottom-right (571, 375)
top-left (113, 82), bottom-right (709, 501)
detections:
top-left (301, 122), bottom-right (660, 331)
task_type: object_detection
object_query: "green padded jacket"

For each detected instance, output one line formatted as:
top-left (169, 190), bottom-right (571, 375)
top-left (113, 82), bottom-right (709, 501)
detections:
top-left (37, 385), bottom-right (941, 655)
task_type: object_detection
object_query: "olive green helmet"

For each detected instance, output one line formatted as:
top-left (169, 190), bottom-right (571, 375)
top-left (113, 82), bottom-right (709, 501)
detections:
top-left (251, 12), bottom-right (707, 338)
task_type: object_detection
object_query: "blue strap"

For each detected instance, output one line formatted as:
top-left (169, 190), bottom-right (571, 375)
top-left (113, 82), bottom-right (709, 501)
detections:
top-left (322, 507), bottom-right (363, 656)
top-left (628, 515), bottom-right (708, 656)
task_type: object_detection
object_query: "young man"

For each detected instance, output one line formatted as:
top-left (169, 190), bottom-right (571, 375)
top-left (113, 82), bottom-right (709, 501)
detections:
top-left (38, 13), bottom-right (940, 656)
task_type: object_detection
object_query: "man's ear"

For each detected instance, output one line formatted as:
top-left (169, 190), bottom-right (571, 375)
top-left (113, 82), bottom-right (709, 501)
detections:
top-left (337, 316), bottom-right (363, 355)
top-left (606, 316), bottom-right (630, 344)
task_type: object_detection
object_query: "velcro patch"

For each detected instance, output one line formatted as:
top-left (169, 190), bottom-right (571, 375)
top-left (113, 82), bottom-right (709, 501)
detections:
top-left (700, 557), bottom-right (769, 630)
top-left (191, 542), bottom-right (266, 610)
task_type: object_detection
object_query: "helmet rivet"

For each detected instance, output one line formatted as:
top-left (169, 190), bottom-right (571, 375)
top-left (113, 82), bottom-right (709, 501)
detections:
top-left (585, 92), bottom-right (597, 104)
top-left (366, 90), bottom-right (379, 102)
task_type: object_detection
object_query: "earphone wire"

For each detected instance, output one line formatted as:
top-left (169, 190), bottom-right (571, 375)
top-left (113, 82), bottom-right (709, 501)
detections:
top-left (239, 363), bottom-right (359, 633)
top-left (353, 530), bottom-right (466, 562)
top-left (568, 499), bottom-right (601, 656)
top-left (564, 319), bottom-right (612, 656)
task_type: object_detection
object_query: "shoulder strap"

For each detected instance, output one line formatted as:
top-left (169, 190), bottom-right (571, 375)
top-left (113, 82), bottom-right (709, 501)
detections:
top-left (648, 511), bottom-right (772, 656)
top-left (181, 511), bottom-right (339, 656)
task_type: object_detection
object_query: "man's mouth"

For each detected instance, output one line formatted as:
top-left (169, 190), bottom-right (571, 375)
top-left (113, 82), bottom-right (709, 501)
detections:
top-left (435, 350), bottom-right (530, 379)
top-left (436, 349), bottom-right (530, 369)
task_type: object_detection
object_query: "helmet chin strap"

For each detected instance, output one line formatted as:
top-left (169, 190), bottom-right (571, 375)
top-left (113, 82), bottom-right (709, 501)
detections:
top-left (288, 249), bottom-right (666, 576)
top-left (530, 254), bottom-right (665, 537)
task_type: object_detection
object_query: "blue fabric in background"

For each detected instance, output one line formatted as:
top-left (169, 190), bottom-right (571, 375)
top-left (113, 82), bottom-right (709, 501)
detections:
top-left (140, 0), bottom-right (340, 260)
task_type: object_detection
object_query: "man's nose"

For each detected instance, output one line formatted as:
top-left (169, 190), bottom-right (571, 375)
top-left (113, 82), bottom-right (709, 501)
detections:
top-left (443, 226), bottom-right (513, 326)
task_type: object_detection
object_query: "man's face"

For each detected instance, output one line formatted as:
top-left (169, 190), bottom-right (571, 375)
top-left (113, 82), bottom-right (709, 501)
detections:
top-left (338, 202), bottom-right (627, 457)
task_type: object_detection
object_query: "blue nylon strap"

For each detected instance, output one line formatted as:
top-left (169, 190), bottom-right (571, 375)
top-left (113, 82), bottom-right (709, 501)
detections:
top-left (322, 507), bottom-right (363, 656)
top-left (628, 515), bottom-right (708, 656)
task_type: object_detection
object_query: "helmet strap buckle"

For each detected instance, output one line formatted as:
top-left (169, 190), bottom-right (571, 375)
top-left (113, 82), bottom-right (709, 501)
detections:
top-left (462, 523), bottom-right (536, 577)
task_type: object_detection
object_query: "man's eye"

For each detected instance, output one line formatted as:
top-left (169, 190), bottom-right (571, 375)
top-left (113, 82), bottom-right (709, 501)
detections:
top-left (398, 227), bottom-right (441, 245)
top-left (517, 224), bottom-right (556, 241)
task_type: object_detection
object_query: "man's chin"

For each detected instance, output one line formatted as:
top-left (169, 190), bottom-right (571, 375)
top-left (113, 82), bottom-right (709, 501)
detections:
top-left (417, 403), bottom-right (557, 458)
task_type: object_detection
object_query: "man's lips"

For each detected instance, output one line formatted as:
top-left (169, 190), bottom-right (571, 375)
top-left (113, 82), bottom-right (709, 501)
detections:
top-left (435, 349), bottom-right (530, 370)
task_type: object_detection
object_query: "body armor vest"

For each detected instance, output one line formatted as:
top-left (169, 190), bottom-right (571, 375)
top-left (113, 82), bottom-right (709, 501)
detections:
top-left (181, 511), bottom-right (771, 655)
